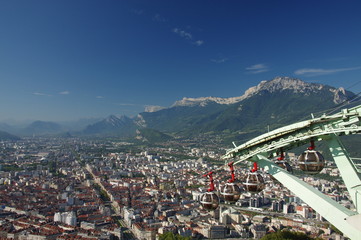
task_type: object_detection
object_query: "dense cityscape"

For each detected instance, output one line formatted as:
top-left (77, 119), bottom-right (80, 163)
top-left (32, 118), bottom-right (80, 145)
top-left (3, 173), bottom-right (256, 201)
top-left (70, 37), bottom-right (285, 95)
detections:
top-left (2, 0), bottom-right (361, 239)
top-left (0, 136), bottom-right (352, 239)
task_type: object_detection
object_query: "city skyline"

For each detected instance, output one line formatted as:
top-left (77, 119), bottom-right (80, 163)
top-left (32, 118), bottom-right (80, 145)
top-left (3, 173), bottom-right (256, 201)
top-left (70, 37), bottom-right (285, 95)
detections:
top-left (1, 0), bottom-right (361, 122)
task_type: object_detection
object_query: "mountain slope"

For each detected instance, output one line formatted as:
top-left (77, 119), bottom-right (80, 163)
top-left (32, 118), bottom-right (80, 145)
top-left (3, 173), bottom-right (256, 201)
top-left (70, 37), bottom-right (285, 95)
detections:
top-left (137, 102), bottom-right (229, 132)
top-left (135, 128), bottom-right (174, 143)
top-left (81, 77), bottom-right (355, 141)
top-left (82, 115), bottom-right (138, 137)
top-left (137, 77), bottom-right (355, 136)
top-left (0, 130), bottom-right (21, 141)
top-left (23, 121), bottom-right (64, 135)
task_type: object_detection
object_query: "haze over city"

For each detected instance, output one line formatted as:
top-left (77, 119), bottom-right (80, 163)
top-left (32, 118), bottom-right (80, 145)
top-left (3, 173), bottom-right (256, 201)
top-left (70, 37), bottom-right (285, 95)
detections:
top-left (1, 0), bottom-right (361, 122)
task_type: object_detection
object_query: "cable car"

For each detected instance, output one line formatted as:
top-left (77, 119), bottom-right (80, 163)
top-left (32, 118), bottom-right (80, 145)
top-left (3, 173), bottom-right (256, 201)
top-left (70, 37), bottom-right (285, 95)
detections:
top-left (200, 172), bottom-right (219, 210)
top-left (242, 162), bottom-right (265, 193)
top-left (200, 191), bottom-right (219, 210)
top-left (222, 183), bottom-right (242, 202)
top-left (298, 140), bottom-right (325, 174)
top-left (221, 162), bottom-right (242, 203)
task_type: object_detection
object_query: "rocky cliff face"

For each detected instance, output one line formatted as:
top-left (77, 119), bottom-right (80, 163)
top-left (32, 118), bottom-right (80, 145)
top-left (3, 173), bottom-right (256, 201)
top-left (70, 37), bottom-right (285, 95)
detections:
top-left (242, 77), bottom-right (320, 95)
top-left (243, 77), bottom-right (350, 104)
top-left (331, 87), bottom-right (348, 104)
top-left (171, 77), bottom-right (351, 108)
top-left (172, 96), bottom-right (244, 107)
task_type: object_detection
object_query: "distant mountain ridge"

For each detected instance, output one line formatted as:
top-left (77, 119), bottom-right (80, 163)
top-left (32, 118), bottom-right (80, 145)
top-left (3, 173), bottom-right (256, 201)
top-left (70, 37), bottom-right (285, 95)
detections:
top-left (171, 77), bottom-right (350, 108)
top-left (0, 130), bottom-right (20, 141)
top-left (82, 115), bottom-right (138, 137)
top-left (24, 121), bottom-right (63, 135)
top-left (243, 77), bottom-right (349, 104)
top-left (135, 77), bottom-right (355, 139)
top-left (0, 77), bottom-right (355, 141)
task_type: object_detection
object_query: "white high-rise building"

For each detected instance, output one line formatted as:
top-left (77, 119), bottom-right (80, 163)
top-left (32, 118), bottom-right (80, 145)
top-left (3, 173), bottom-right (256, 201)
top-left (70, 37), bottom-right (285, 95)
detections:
top-left (54, 212), bottom-right (62, 222)
top-left (54, 211), bottom-right (77, 226)
top-left (65, 212), bottom-right (77, 226)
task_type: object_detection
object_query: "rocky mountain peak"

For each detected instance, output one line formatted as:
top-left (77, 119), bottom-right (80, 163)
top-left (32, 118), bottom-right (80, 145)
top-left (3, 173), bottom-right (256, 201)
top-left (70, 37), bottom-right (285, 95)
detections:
top-left (157, 77), bottom-right (352, 109)
top-left (82, 77), bottom-right (356, 137)
top-left (172, 77), bottom-right (321, 107)
top-left (105, 115), bottom-right (119, 122)
top-left (242, 77), bottom-right (322, 97)
top-left (83, 114), bottom-right (136, 136)
top-left (172, 96), bottom-right (243, 107)
top-left (243, 77), bottom-right (353, 104)
top-left (331, 87), bottom-right (350, 104)
top-left (104, 115), bottom-right (131, 127)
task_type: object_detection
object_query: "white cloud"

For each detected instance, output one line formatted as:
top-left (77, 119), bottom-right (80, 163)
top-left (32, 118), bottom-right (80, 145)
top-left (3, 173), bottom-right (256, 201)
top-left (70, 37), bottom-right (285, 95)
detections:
top-left (59, 91), bottom-right (70, 95)
top-left (295, 66), bottom-right (361, 76)
top-left (246, 64), bottom-right (269, 74)
top-left (96, 96), bottom-right (104, 99)
top-left (32, 92), bottom-right (51, 96)
top-left (173, 28), bottom-right (192, 40)
top-left (173, 27), bottom-right (204, 46)
top-left (193, 40), bottom-right (204, 46)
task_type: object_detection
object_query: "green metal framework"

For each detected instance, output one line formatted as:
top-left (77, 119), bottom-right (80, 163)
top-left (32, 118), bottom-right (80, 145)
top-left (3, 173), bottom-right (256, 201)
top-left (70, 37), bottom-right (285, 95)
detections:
top-left (222, 105), bottom-right (361, 239)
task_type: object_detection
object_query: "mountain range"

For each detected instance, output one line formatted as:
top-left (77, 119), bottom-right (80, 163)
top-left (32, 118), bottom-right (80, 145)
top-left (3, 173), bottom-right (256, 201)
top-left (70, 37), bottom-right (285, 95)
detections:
top-left (0, 77), bottom-right (356, 143)
top-left (136, 77), bottom-right (354, 135)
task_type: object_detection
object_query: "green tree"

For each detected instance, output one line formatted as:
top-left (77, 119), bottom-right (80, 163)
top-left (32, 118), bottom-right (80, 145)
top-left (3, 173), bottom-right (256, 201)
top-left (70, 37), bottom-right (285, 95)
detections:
top-left (158, 232), bottom-right (191, 240)
top-left (261, 230), bottom-right (314, 240)
top-left (2, 164), bottom-right (22, 172)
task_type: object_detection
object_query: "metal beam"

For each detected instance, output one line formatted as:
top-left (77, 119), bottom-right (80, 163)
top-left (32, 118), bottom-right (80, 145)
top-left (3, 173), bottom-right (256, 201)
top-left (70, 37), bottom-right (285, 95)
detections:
top-left (326, 135), bottom-right (361, 213)
top-left (220, 105), bottom-right (361, 238)
top-left (223, 105), bottom-right (361, 162)
top-left (256, 155), bottom-right (361, 240)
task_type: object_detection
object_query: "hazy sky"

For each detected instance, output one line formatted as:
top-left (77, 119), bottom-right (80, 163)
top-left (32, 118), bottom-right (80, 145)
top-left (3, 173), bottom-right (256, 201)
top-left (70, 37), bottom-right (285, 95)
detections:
top-left (1, 0), bottom-right (361, 122)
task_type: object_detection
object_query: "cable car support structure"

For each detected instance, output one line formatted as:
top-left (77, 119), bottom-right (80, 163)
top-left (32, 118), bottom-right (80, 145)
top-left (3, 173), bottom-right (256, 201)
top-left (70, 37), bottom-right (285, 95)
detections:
top-left (221, 105), bottom-right (361, 239)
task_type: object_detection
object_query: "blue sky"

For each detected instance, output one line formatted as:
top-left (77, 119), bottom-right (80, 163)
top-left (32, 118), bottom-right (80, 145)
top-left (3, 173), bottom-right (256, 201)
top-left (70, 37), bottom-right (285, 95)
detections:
top-left (1, 0), bottom-right (361, 122)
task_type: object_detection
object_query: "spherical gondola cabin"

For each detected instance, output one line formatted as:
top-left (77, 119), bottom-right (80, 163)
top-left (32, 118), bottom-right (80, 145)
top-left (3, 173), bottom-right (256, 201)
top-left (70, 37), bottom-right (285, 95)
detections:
top-left (200, 171), bottom-right (219, 210)
top-left (221, 182), bottom-right (242, 203)
top-left (298, 149), bottom-right (325, 174)
top-left (242, 171), bottom-right (265, 193)
top-left (221, 161), bottom-right (242, 203)
top-left (200, 192), bottom-right (219, 210)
